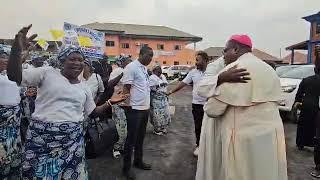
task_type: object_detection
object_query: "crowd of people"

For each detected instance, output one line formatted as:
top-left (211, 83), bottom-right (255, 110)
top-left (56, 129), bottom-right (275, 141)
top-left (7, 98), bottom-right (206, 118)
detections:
top-left (1, 24), bottom-right (319, 180)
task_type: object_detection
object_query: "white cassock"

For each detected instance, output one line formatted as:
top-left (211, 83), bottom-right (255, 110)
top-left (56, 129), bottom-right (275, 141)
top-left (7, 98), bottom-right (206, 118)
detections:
top-left (195, 54), bottom-right (288, 180)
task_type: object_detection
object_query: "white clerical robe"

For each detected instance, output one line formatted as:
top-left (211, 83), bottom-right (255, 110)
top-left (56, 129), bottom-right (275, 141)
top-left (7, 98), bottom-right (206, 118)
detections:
top-left (196, 53), bottom-right (287, 180)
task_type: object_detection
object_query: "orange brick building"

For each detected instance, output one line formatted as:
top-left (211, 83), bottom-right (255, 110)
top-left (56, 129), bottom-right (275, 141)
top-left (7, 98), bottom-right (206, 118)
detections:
top-left (82, 23), bottom-right (202, 66)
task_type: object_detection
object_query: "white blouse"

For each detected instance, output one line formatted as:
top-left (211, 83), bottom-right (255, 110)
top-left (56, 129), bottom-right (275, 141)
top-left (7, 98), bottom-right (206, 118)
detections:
top-left (0, 74), bottom-right (21, 106)
top-left (21, 67), bottom-right (96, 123)
top-left (149, 74), bottom-right (168, 93)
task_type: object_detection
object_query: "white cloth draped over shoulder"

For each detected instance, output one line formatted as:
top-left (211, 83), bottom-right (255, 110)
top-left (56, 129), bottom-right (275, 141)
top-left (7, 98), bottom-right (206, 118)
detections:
top-left (196, 53), bottom-right (288, 180)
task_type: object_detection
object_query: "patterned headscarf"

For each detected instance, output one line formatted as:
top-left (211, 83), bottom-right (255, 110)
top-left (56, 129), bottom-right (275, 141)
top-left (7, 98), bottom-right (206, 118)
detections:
top-left (115, 55), bottom-right (132, 67)
top-left (57, 46), bottom-right (85, 63)
top-left (152, 63), bottom-right (161, 71)
top-left (84, 59), bottom-right (95, 71)
top-left (47, 57), bottom-right (60, 69)
top-left (0, 45), bottom-right (10, 57)
top-left (32, 55), bottom-right (47, 62)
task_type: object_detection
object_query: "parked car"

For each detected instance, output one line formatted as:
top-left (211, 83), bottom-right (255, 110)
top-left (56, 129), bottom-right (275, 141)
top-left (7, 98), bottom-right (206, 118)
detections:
top-left (161, 66), bottom-right (170, 76)
top-left (277, 64), bottom-right (315, 122)
top-left (276, 65), bottom-right (300, 77)
top-left (165, 65), bottom-right (192, 80)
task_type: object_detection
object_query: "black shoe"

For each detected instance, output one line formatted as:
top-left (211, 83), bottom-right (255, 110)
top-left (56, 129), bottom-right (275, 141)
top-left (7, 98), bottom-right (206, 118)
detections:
top-left (123, 170), bottom-right (136, 180)
top-left (133, 162), bottom-right (152, 170)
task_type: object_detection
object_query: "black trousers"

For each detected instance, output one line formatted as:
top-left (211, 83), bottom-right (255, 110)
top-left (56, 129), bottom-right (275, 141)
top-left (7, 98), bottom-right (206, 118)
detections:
top-left (123, 107), bottom-right (149, 172)
top-left (192, 104), bottom-right (204, 146)
top-left (314, 111), bottom-right (320, 170)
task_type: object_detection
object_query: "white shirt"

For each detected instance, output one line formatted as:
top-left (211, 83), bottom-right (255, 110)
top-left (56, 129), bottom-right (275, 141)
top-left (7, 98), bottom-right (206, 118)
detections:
top-left (149, 74), bottom-right (168, 93)
top-left (0, 74), bottom-right (21, 106)
top-left (122, 60), bottom-right (150, 110)
top-left (196, 57), bottom-right (225, 98)
top-left (21, 67), bottom-right (96, 123)
top-left (85, 73), bottom-right (105, 99)
top-left (109, 67), bottom-right (124, 82)
top-left (183, 69), bottom-right (207, 105)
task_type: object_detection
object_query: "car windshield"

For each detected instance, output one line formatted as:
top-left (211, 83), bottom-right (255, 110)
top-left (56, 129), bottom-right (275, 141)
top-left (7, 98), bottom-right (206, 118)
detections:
top-left (276, 66), bottom-right (299, 76)
top-left (279, 65), bottom-right (315, 79)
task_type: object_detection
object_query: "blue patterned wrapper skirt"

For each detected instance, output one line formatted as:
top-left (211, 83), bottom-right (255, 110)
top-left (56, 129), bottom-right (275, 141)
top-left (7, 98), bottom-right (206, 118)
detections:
top-left (150, 91), bottom-right (171, 132)
top-left (22, 119), bottom-right (88, 180)
top-left (0, 105), bottom-right (22, 180)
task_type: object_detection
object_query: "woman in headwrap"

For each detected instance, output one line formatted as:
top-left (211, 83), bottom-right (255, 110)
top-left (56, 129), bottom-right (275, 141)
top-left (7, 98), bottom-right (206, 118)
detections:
top-left (149, 64), bottom-right (171, 135)
top-left (109, 56), bottom-right (132, 158)
top-left (0, 45), bottom-right (23, 179)
top-left (7, 25), bottom-right (127, 180)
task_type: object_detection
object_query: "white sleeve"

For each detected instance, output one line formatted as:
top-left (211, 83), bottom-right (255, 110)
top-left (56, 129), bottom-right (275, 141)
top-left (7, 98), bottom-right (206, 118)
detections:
top-left (97, 74), bottom-right (105, 93)
top-left (122, 65), bottom-right (135, 85)
top-left (84, 86), bottom-right (97, 116)
top-left (196, 60), bottom-right (225, 98)
top-left (21, 66), bottom-right (50, 87)
top-left (204, 97), bottom-right (228, 118)
top-left (108, 68), bottom-right (123, 82)
top-left (182, 70), bottom-right (193, 84)
top-left (196, 74), bottom-right (219, 98)
top-left (149, 75), bottom-right (159, 87)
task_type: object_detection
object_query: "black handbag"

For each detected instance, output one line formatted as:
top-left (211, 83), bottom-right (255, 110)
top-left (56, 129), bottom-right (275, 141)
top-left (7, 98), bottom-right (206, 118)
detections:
top-left (85, 118), bottom-right (119, 159)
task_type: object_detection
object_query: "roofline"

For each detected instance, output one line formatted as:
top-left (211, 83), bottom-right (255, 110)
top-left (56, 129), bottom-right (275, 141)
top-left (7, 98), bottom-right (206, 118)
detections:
top-left (302, 12), bottom-right (320, 22)
top-left (84, 25), bottom-right (202, 43)
top-left (285, 40), bottom-right (309, 50)
top-left (118, 34), bottom-right (202, 42)
top-left (95, 29), bottom-right (202, 42)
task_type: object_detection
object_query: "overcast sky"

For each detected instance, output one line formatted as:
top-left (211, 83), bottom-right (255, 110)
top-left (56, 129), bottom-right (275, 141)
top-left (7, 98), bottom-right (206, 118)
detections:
top-left (1, 0), bottom-right (319, 57)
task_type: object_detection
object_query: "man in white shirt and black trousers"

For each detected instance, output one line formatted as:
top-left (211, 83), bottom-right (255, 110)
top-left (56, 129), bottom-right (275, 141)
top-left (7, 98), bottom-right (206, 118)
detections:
top-left (168, 51), bottom-right (209, 156)
top-left (121, 46), bottom-right (153, 180)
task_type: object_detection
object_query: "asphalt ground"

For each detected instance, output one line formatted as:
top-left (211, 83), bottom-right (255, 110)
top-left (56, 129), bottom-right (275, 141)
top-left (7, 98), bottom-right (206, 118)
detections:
top-left (88, 84), bottom-right (316, 180)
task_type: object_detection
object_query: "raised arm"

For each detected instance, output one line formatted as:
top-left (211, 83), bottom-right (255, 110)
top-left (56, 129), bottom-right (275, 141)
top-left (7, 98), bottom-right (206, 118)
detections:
top-left (7, 25), bottom-right (37, 85)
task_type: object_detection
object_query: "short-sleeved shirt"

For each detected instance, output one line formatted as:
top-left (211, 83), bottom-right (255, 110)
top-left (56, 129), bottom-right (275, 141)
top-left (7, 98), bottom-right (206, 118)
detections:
top-left (183, 69), bottom-right (207, 105)
top-left (85, 73), bottom-right (105, 99)
top-left (122, 60), bottom-right (150, 110)
top-left (21, 66), bottom-right (96, 123)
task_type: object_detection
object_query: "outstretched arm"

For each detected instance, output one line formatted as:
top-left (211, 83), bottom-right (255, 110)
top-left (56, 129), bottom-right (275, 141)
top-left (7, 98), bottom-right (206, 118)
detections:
top-left (167, 82), bottom-right (187, 95)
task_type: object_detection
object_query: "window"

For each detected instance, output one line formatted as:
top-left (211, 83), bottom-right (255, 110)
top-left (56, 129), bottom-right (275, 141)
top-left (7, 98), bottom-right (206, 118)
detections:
top-left (174, 61), bottom-right (179, 65)
top-left (157, 44), bottom-right (164, 50)
top-left (163, 61), bottom-right (167, 65)
top-left (316, 22), bottom-right (320, 34)
top-left (174, 45), bottom-right (182, 50)
top-left (106, 41), bottom-right (115, 47)
top-left (121, 43), bottom-right (130, 49)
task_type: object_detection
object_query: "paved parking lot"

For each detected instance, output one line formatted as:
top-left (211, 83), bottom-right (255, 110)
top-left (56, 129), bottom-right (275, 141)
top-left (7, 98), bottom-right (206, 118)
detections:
top-left (88, 85), bottom-right (316, 180)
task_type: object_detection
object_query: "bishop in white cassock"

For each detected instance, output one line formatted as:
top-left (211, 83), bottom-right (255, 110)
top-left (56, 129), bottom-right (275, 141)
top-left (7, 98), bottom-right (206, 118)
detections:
top-left (195, 35), bottom-right (288, 180)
